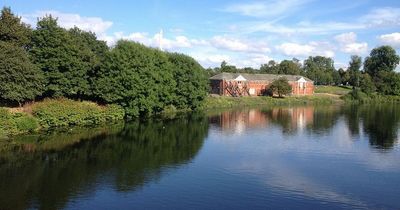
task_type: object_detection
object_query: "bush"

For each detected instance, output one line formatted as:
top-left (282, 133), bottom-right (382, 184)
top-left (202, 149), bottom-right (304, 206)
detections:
top-left (32, 98), bottom-right (125, 128)
top-left (269, 77), bottom-right (292, 97)
top-left (0, 108), bottom-right (39, 137)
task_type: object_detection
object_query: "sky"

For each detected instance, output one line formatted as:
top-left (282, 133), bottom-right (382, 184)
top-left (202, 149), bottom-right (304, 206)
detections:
top-left (3, 0), bottom-right (400, 70)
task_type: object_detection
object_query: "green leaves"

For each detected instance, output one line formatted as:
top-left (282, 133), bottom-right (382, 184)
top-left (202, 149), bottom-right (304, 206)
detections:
top-left (269, 77), bottom-right (292, 98)
top-left (0, 41), bottom-right (44, 105)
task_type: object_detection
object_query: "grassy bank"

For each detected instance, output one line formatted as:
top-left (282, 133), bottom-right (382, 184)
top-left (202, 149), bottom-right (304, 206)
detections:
top-left (0, 98), bottom-right (125, 138)
top-left (202, 95), bottom-right (342, 110)
top-left (314, 85), bottom-right (352, 95)
top-left (342, 90), bottom-right (400, 104)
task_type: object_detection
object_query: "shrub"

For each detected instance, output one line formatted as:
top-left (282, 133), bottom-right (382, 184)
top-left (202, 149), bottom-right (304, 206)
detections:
top-left (269, 77), bottom-right (292, 97)
top-left (0, 108), bottom-right (39, 137)
top-left (32, 98), bottom-right (125, 128)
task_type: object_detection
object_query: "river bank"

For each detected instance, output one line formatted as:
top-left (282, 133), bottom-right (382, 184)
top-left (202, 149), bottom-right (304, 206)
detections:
top-left (2, 91), bottom-right (400, 139)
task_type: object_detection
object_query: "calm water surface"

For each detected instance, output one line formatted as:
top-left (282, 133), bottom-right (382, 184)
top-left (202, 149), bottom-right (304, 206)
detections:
top-left (1, 105), bottom-right (400, 210)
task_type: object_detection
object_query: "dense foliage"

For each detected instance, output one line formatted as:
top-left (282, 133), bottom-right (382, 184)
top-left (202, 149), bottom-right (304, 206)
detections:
top-left (269, 78), bottom-right (292, 97)
top-left (0, 7), bottom-right (44, 105)
top-left (32, 99), bottom-right (125, 128)
top-left (0, 41), bottom-right (44, 105)
top-left (0, 108), bottom-right (39, 137)
top-left (0, 7), bottom-right (208, 119)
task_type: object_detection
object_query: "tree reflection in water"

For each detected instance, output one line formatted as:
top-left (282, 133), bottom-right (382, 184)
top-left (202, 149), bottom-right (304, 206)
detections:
top-left (0, 114), bottom-right (208, 210)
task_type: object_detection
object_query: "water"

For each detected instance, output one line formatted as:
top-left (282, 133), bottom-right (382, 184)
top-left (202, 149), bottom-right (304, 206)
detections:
top-left (1, 105), bottom-right (400, 210)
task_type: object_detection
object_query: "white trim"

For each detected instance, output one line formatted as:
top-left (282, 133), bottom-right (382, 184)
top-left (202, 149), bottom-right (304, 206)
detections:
top-left (297, 77), bottom-right (307, 83)
top-left (234, 75), bottom-right (247, 81)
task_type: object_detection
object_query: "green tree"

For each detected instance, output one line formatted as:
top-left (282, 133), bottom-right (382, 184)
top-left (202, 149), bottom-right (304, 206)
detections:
top-left (359, 73), bottom-right (376, 95)
top-left (0, 7), bottom-right (31, 47)
top-left (260, 60), bottom-right (279, 74)
top-left (167, 52), bottom-right (208, 110)
top-left (338, 68), bottom-right (350, 85)
top-left (279, 60), bottom-right (301, 75)
top-left (348, 55), bottom-right (362, 87)
top-left (0, 7), bottom-right (43, 106)
top-left (220, 60), bottom-right (237, 73)
top-left (364, 46), bottom-right (400, 78)
top-left (375, 71), bottom-right (400, 95)
top-left (269, 77), bottom-right (292, 97)
top-left (303, 56), bottom-right (335, 85)
top-left (93, 40), bottom-right (175, 117)
top-left (30, 16), bottom-right (95, 98)
top-left (0, 42), bottom-right (44, 106)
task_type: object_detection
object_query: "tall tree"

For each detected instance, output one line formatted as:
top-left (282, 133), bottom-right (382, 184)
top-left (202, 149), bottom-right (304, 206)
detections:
top-left (167, 52), bottom-right (208, 110)
top-left (30, 16), bottom-right (95, 98)
top-left (303, 56), bottom-right (336, 85)
top-left (260, 60), bottom-right (279, 74)
top-left (0, 7), bottom-right (31, 47)
top-left (93, 41), bottom-right (176, 117)
top-left (364, 46), bottom-right (400, 77)
top-left (279, 60), bottom-right (301, 75)
top-left (0, 40), bottom-right (44, 106)
top-left (348, 55), bottom-right (362, 87)
top-left (0, 7), bottom-right (44, 106)
top-left (364, 46), bottom-right (400, 94)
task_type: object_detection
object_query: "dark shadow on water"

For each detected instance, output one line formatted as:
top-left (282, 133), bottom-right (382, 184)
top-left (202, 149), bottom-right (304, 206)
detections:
top-left (0, 114), bottom-right (208, 210)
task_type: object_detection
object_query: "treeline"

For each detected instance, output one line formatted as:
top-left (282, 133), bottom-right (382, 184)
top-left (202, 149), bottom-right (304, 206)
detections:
top-left (206, 48), bottom-right (400, 96)
top-left (0, 7), bottom-right (208, 118)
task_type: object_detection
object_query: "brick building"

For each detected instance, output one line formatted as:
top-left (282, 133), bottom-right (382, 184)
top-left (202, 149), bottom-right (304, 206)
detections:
top-left (209, 72), bottom-right (314, 96)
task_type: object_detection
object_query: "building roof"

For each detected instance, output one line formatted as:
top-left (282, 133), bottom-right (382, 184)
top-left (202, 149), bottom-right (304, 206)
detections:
top-left (209, 72), bottom-right (313, 82)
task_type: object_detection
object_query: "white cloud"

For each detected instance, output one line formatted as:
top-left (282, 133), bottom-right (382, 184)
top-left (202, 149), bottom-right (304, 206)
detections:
top-left (191, 53), bottom-right (232, 67)
top-left (334, 32), bottom-right (368, 54)
top-left (210, 35), bottom-right (270, 53)
top-left (334, 32), bottom-right (357, 44)
top-left (341, 43), bottom-right (368, 54)
top-left (98, 31), bottom-right (195, 50)
top-left (223, 0), bottom-right (313, 18)
top-left (360, 7), bottom-right (400, 28)
top-left (378, 32), bottom-right (400, 48)
top-left (22, 10), bottom-right (113, 35)
top-left (275, 42), bottom-right (334, 57)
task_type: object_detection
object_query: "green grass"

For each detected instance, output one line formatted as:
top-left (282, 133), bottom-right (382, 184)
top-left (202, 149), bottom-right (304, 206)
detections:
top-left (314, 85), bottom-right (352, 95)
top-left (202, 95), bottom-right (342, 110)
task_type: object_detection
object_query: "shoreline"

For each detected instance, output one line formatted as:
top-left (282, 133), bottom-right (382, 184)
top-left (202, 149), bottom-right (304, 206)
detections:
top-left (2, 93), bottom-right (400, 139)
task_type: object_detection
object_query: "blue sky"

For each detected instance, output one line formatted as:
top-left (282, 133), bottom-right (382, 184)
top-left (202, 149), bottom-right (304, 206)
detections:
top-left (3, 0), bottom-right (400, 69)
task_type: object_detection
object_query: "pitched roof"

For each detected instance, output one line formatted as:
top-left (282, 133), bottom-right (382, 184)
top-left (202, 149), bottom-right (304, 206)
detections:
top-left (209, 72), bottom-right (313, 82)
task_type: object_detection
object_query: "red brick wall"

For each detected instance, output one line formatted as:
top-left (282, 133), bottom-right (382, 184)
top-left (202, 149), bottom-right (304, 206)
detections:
top-left (212, 80), bottom-right (314, 96)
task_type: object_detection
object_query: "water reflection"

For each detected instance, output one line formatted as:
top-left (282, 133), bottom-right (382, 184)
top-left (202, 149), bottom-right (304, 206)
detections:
top-left (0, 115), bottom-right (208, 210)
top-left (0, 105), bottom-right (400, 209)
top-left (210, 105), bottom-right (399, 149)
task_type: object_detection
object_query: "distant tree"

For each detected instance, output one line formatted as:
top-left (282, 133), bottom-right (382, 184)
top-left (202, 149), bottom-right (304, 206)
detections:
top-left (364, 46), bottom-right (400, 94)
top-left (220, 60), bottom-right (237, 73)
top-left (338, 68), bottom-right (350, 85)
top-left (359, 73), bottom-right (376, 95)
top-left (0, 42), bottom-right (44, 106)
top-left (279, 60), bottom-right (301, 75)
top-left (167, 52), bottom-right (208, 110)
top-left (364, 46), bottom-right (400, 78)
top-left (303, 56), bottom-right (335, 85)
top-left (260, 60), bottom-right (279, 74)
top-left (269, 77), bottom-right (292, 97)
top-left (348, 55), bottom-right (362, 87)
top-left (375, 71), bottom-right (400, 96)
top-left (30, 16), bottom-right (97, 99)
top-left (0, 7), bottom-right (31, 47)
